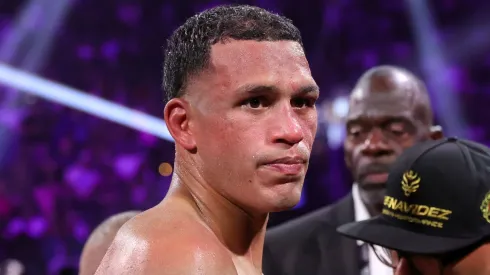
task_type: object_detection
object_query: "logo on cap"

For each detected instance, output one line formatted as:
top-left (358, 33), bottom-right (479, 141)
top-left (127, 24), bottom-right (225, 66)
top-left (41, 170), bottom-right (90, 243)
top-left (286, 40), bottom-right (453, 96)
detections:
top-left (480, 191), bottom-right (490, 223)
top-left (401, 170), bottom-right (420, 197)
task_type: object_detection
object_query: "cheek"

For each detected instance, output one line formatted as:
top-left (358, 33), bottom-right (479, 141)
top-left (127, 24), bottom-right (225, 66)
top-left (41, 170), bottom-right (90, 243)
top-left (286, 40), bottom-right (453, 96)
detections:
top-left (343, 148), bottom-right (354, 167)
top-left (449, 249), bottom-right (483, 275)
top-left (350, 144), bottom-right (363, 162)
top-left (200, 115), bottom-right (256, 154)
top-left (411, 258), bottom-right (442, 274)
top-left (397, 139), bottom-right (416, 154)
top-left (400, 132), bottom-right (425, 150)
top-left (302, 112), bottom-right (318, 148)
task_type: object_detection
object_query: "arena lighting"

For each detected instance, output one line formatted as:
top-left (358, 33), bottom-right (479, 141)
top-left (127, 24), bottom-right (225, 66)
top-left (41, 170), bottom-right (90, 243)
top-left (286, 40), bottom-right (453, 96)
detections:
top-left (0, 63), bottom-right (174, 141)
top-left (323, 96), bottom-right (348, 149)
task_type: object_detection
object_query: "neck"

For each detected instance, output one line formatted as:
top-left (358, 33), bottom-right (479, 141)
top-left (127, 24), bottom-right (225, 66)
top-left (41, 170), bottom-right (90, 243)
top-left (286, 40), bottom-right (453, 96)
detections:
top-left (367, 203), bottom-right (382, 217)
top-left (166, 157), bottom-right (268, 267)
top-left (357, 184), bottom-right (385, 217)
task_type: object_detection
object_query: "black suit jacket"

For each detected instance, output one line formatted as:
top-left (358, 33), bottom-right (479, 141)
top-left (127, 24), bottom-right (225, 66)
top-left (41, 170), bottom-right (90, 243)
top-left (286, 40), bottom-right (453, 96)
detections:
top-left (263, 194), bottom-right (359, 275)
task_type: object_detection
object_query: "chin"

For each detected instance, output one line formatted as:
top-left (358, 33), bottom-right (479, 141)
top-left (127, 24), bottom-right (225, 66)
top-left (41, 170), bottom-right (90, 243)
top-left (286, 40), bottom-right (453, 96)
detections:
top-left (358, 185), bottom-right (386, 206)
top-left (257, 177), bottom-right (304, 212)
top-left (358, 181), bottom-right (387, 191)
top-left (269, 199), bottom-right (300, 213)
top-left (268, 189), bottom-right (303, 212)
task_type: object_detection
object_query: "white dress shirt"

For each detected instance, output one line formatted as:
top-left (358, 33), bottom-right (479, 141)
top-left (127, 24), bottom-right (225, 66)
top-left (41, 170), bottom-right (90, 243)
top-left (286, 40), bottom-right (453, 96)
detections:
top-left (352, 184), bottom-right (393, 275)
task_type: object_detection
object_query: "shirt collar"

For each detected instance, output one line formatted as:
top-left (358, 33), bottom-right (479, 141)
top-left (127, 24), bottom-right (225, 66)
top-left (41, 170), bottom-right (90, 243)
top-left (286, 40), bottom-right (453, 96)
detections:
top-left (352, 183), bottom-right (372, 245)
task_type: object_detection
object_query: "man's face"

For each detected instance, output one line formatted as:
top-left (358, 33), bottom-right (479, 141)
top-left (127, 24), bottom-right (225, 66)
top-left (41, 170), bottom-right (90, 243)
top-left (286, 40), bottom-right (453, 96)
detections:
top-left (187, 40), bottom-right (318, 213)
top-left (392, 246), bottom-right (486, 275)
top-left (344, 86), bottom-right (429, 210)
top-left (393, 255), bottom-right (443, 275)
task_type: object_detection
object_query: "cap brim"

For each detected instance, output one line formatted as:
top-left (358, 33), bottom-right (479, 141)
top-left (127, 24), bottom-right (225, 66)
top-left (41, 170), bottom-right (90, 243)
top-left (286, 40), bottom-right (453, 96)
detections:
top-left (337, 216), bottom-right (483, 254)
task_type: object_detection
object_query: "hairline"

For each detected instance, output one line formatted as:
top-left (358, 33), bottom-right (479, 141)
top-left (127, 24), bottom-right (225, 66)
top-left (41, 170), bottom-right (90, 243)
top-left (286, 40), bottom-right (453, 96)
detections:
top-left (177, 38), bottom-right (305, 98)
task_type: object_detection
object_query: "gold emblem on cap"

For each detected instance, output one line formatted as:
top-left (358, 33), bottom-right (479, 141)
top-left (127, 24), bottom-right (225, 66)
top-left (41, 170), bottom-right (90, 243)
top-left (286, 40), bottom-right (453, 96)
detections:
top-left (401, 170), bottom-right (420, 197)
top-left (480, 191), bottom-right (490, 223)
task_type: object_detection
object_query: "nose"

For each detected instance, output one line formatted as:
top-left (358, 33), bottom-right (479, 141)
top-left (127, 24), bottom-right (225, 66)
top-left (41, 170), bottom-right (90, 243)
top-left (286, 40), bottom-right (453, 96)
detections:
top-left (360, 128), bottom-right (394, 158)
top-left (270, 106), bottom-right (304, 146)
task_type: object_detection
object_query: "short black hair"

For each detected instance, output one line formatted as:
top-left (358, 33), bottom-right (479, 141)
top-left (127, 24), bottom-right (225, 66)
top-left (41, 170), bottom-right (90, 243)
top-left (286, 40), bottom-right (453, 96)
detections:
top-left (162, 4), bottom-right (303, 102)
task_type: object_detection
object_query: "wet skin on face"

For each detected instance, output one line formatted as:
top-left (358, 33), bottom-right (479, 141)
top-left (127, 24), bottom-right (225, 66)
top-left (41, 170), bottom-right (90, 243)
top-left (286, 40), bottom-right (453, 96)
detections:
top-left (181, 40), bottom-right (320, 214)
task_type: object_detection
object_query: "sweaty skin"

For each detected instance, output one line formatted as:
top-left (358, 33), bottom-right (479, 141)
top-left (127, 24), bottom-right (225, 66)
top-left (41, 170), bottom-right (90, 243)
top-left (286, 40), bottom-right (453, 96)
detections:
top-left (344, 65), bottom-right (442, 216)
top-left (79, 211), bottom-right (140, 275)
top-left (95, 40), bottom-right (318, 275)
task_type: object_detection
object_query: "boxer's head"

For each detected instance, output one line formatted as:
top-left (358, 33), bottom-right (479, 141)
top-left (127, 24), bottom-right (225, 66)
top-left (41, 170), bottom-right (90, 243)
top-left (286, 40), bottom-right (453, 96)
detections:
top-left (163, 5), bottom-right (318, 213)
top-left (343, 65), bottom-right (442, 215)
top-left (79, 211), bottom-right (140, 275)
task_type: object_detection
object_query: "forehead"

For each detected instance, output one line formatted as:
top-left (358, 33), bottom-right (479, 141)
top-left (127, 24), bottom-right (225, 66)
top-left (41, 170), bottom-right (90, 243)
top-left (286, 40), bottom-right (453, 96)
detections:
top-left (211, 39), bottom-right (308, 71)
top-left (190, 40), bottom-right (313, 101)
top-left (347, 90), bottom-right (415, 122)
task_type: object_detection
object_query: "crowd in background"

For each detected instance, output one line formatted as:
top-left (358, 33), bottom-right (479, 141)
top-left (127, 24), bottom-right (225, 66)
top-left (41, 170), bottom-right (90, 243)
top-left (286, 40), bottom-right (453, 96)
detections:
top-left (1, 0), bottom-right (490, 274)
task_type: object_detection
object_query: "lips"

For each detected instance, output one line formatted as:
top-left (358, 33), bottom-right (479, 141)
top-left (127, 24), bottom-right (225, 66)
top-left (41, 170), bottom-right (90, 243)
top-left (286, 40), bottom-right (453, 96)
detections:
top-left (358, 163), bottom-right (392, 185)
top-left (362, 172), bottom-right (389, 183)
top-left (262, 156), bottom-right (307, 175)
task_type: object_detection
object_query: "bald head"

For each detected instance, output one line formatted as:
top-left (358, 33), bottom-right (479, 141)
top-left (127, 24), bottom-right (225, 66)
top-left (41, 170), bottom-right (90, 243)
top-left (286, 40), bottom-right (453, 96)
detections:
top-left (344, 65), bottom-right (442, 216)
top-left (350, 65), bottom-right (433, 126)
top-left (79, 211), bottom-right (141, 275)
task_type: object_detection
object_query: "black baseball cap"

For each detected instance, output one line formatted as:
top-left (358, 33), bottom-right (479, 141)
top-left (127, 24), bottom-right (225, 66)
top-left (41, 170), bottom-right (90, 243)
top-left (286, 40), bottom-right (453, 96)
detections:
top-left (337, 137), bottom-right (490, 254)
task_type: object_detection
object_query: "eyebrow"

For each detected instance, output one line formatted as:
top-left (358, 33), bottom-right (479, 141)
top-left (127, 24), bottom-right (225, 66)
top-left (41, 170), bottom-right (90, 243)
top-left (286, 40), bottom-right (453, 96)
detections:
top-left (296, 84), bottom-right (320, 95)
top-left (235, 84), bottom-right (275, 96)
top-left (234, 83), bottom-right (320, 96)
top-left (346, 116), bottom-right (415, 127)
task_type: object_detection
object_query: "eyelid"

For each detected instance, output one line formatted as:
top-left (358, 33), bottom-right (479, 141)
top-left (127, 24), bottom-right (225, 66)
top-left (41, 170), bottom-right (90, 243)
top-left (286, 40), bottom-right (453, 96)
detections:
top-left (238, 95), bottom-right (263, 105)
top-left (301, 93), bottom-right (319, 102)
top-left (292, 96), bottom-right (316, 107)
top-left (347, 123), bottom-right (362, 130)
top-left (385, 122), bottom-right (407, 132)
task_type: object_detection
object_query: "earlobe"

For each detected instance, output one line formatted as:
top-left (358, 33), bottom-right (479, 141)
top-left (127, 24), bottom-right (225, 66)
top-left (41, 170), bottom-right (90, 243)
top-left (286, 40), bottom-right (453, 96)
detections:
top-left (164, 98), bottom-right (196, 151)
top-left (429, 125), bottom-right (444, 140)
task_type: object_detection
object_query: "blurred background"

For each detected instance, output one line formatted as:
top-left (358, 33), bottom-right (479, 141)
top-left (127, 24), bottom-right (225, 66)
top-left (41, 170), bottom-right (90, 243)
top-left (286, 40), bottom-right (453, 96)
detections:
top-left (1, 0), bottom-right (490, 274)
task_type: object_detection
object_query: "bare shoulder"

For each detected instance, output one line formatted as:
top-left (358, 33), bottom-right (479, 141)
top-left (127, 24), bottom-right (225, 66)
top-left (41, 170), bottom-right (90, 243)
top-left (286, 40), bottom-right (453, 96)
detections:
top-left (95, 206), bottom-right (237, 275)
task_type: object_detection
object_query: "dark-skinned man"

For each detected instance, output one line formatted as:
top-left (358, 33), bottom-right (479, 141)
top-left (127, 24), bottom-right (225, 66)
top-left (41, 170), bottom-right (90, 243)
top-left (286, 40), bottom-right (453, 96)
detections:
top-left (263, 65), bottom-right (443, 275)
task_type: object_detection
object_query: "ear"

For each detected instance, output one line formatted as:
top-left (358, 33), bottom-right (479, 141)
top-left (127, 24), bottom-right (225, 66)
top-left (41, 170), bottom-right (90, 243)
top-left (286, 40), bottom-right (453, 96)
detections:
top-left (429, 125), bottom-right (443, 140)
top-left (164, 98), bottom-right (196, 151)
